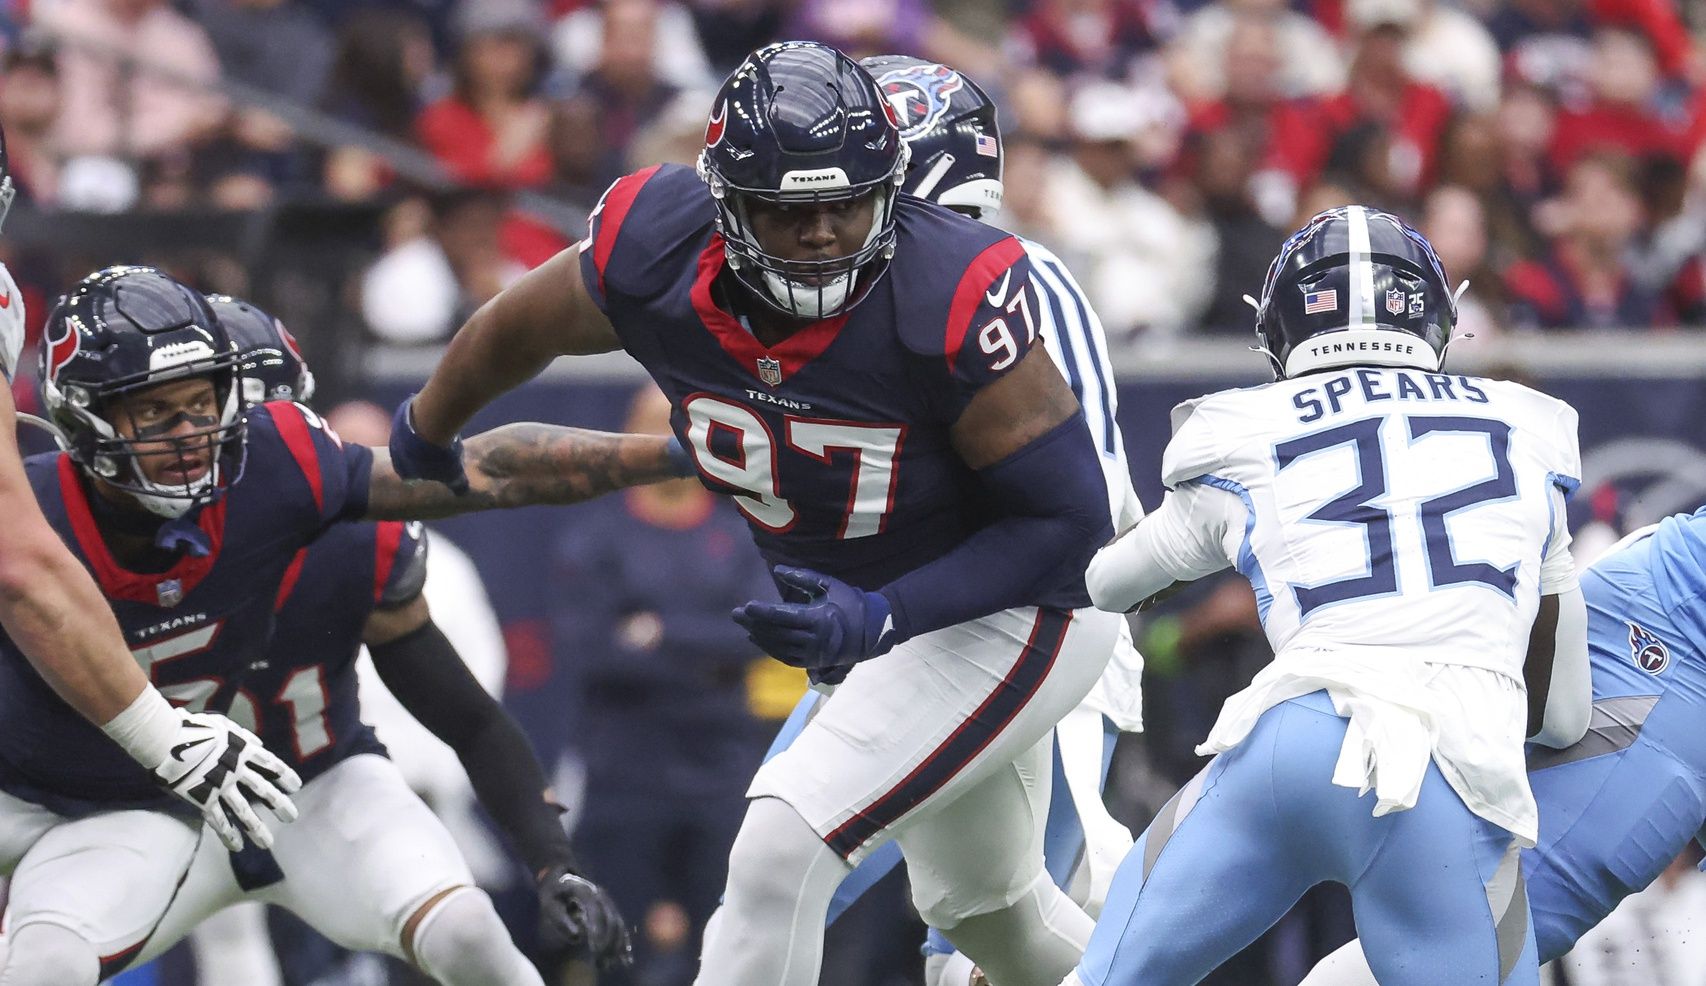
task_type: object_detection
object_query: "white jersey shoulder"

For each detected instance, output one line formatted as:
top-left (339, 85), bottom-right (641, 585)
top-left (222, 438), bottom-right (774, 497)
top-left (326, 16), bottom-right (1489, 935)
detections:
top-left (1019, 236), bottom-right (1143, 528)
top-left (1162, 367), bottom-right (1580, 675)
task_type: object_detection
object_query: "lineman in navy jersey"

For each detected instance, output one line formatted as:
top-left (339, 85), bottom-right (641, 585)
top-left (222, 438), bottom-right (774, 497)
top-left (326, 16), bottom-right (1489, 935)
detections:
top-left (394, 41), bottom-right (1120, 986)
top-left (116, 297), bottom-right (630, 984)
top-left (0, 122), bottom-right (298, 954)
top-left (0, 267), bottom-right (682, 986)
top-left (759, 54), bottom-right (1143, 986)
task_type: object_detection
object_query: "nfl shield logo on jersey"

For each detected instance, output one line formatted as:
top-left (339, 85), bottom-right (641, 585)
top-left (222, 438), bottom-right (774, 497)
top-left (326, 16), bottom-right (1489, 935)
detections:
top-left (757, 356), bottom-right (783, 387)
top-left (156, 579), bottom-right (184, 608)
top-left (1627, 621), bottom-right (1670, 674)
top-left (1385, 289), bottom-right (1406, 316)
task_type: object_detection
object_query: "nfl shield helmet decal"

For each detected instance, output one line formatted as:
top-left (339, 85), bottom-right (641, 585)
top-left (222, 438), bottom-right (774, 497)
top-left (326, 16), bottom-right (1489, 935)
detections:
top-left (156, 579), bottom-right (184, 608)
top-left (1628, 620), bottom-right (1670, 675)
top-left (757, 356), bottom-right (783, 387)
top-left (874, 63), bottom-right (965, 140)
top-left (1385, 288), bottom-right (1406, 316)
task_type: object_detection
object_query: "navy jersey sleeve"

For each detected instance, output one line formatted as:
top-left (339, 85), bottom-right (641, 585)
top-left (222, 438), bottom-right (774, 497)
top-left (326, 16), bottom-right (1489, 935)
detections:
top-left (912, 235), bottom-right (1041, 419)
top-left (576, 163), bottom-right (715, 315)
top-left (250, 401), bottom-right (374, 528)
top-left (375, 520), bottom-right (428, 609)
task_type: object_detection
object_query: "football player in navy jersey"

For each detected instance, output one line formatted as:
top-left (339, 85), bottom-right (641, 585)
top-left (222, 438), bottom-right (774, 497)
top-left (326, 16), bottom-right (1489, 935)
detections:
top-left (0, 130), bottom-right (299, 978)
top-left (112, 295), bottom-right (630, 984)
top-left (0, 266), bottom-right (681, 986)
top-left (759, 54), bottom-right (1145, 986)
top-left (392, 41), bottom-right (1120, 986)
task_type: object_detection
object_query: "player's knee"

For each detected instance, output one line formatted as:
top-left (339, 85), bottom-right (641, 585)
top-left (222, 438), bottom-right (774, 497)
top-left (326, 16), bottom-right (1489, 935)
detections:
top-left (408, 887), bottom-right (532, 985)
top-left (0, 923), bottom-right (99, 986)
top-left (723, 797), bottom-right (833, 910)
top-left (911, 861), bottom-right (1045, 930)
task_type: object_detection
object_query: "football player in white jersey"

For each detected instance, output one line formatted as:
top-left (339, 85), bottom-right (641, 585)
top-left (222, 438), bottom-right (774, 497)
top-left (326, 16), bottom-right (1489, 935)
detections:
top-left (758, 54), bottom-right (1143, 986)
top-left (1063, 206), bottom-right (1592, 986)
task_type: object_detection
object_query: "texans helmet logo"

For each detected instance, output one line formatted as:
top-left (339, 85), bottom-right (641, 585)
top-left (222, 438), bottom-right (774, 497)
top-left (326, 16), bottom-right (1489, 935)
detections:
top-left (875, 63), bottom-right (964, 140)
top-left (1628, 620), bottom-right (1670, 675)
top-left (46, 317), bottom-right (81, 380)
top-left (706, 101), bottom-right (728, 147)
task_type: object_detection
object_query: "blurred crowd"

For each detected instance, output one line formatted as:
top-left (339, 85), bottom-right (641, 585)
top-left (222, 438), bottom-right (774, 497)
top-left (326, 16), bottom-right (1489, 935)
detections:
top-left (0, 0), bottom-right (1702, 351)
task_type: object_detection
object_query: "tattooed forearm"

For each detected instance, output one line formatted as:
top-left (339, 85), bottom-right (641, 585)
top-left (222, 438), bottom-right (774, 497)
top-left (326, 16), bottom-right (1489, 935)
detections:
top-left (365, 423), bottom-right (680, 520)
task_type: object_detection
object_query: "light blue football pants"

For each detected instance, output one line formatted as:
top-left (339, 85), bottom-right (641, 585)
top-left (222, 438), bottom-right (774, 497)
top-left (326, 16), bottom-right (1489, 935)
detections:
top-left (1073, 689), bottom-right (1538, 986)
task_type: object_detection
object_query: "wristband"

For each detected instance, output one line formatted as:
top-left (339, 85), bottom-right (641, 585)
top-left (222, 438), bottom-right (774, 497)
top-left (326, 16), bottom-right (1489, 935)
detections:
top-left (100, 686), bottom-right (178, 769)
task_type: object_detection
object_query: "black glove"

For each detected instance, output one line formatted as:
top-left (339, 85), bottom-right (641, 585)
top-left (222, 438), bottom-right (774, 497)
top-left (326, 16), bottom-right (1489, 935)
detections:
top-left (537, 863), bottom-right (633, 970)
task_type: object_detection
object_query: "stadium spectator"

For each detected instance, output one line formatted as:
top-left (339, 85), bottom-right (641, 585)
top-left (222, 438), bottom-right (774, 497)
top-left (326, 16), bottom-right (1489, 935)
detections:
top-left (781, 0), bottom-right (935, 62)
top-left (1345, 0), bottom-right (1502, 111)
top-left (552, 0), bottom-right (712, 93)
top-left (1007, 0), bottom-right (1162, 82)
top-left (182, 0), bottom-right (333, 206)
top-left (1189, 127), bottom-right (1285, 336)
top-left (555, 0), bottom-right (684, 191)
top-left (416, 0), bottom-right (552, 188)
top-left (191, 0), bottom-right (332, 106)
top-left (1266, 20), bottom-right (1452, 207)
top-left (1504, 150), bottom-right (1665, 330)
top-left (1171, 0), bottom-right (1341, 105)
top-left (320, 8), bottom-right (437, 202)
top-left (1547, 27), bottom-right (1696, 176)
top-left (677, 0), bottom-right (787, 75)
top-left (0, 40), bottom-right (63, 208)
top-left (551, 384), bottom-right (778, 986)
top-left (39, 0), bottom-right (225, 188)
top-left (361, 189), bottom-right (525, 344)
top-left (1421, 183), bottom-right (1503, 340)
top-left (1045, 79), bottom-right (1213, 340)
top-left (1491, 0), bottom-right (1692, 95)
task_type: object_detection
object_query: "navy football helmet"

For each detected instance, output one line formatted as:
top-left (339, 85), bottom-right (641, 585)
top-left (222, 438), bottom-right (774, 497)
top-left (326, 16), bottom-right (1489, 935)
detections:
top-left (860, 55), bottom-right (1002, 221)
top-left (41, 267), bottom-right (247, 518)
top-left (1255, 205), bottom-right (1457, 379)
top-left (697, 41), bottom-right (908, 319)
top-left (208, 295), bottom-right (316, 406)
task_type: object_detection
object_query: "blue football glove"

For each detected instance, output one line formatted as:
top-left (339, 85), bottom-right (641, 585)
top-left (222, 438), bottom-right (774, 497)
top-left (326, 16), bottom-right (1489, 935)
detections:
top-left (389, 395), bottom-right (469, 495)
top-left (733, 567), bottom-right (901, 680)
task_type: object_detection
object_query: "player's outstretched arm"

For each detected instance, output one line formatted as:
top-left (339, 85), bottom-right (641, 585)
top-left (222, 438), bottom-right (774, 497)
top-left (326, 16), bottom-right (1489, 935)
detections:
top-left (363, 595), bottom-right (632, 969)
top-left (0, 385), bottom-right (154, 723)
top-left (364, 422), bottom-right (685, 520)
top-left (393, 249), bottom-right (622, 491)
top-left (0, 385), bottom-right (301, 849)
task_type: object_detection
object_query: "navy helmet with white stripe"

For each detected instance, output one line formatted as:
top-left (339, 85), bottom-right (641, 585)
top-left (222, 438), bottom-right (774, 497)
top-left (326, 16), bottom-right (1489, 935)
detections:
top-left (698, 41), bottom-right (908, 320)
top-left (1255, 205), bottom-right (1456, 379)
top-left (860, 54), bottom-right (1002, 221)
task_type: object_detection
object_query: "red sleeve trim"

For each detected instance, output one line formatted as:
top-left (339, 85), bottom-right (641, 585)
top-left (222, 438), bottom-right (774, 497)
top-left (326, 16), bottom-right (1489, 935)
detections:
top-left (944, 237), bottom-right (1028, 374)
top-left (268, 402), bottom-right (323, 513)
top-left (592, 165), bottom-right (663, 294)
top-left (372, 520), bottom-right (406, 604)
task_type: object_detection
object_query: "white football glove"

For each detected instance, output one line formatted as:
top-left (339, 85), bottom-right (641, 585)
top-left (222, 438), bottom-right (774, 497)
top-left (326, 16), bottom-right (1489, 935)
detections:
top-left (153, 710), bottom-right (302, 851)
top-left (0, 262), bottom-right (24, 383)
